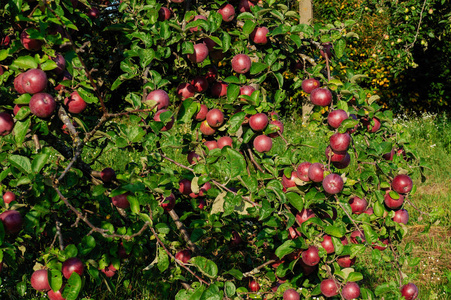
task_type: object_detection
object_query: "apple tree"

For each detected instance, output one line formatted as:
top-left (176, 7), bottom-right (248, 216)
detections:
top-left (0, 0), bottom-right (427, 299)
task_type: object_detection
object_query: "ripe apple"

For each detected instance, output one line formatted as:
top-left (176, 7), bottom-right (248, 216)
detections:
top-left (321, 235), bottom-right (334, 254)
top-left (218, 3), bottom-right (235, 22)
top-left (249, 113), bottom-right (268, 131)
top-left (320, 278), bottom-right (339, 297)
top-left (296, 208), bottom-right (315, 224)
top-left (202, 38), bottom-right (217, 51)
top-left (87, 7), bottom-right (100, 19)
top-left (323, 173), bottom-right (344, 194)
top-left (283, 288), bottom-right (300, 300)
top-left (253, 135), bottom-right (272, 153)
top-left (54, 71), bottom-right (73, 91)
top-left (296, 162), bottom-right (311, 182)
top-left (22, 69), bottom-right (48, 94)
top-left (154, 109), bottom-right (174, 131)
top-left (301, 78), bottom-right (320, 94)
top-left (342, 282), bottom-right (360, 300)
top-left (112, 193), bottom-right (130, 209)
top-left (31, 269), bottom-right (51, 291)
top-left (349, 196), bottom-right (368, 214)
top-left (232, 54), bottom-right (252, 74)
top-left (218, 136), bottom-right (233, 149)
top-left (145, 89), bottom-right (169, 110)
top-left (239, 85), bottom-right (256, 99)
top-left (268, 120), bottom-right (284, 138)
top-left (195, 104), bottom-right (208, 121)
top-left (250, 26), bottom-right (269, 45)
top-left (3, 191), bottom-right (16, 204)
top-left (362, 117), bottom-right (381, 133)
top-left (330, 132), bottom-right (351, 152)
top-left (325, 146), bottom-right (348, 162)
top-left (14, 73), bottom-right (26, 94)
top-left (48, 286), bottom-right (65, 300)
top-left (392, 174), bottom-right (413, 194)
top-left (29, 93), bottom-right (56, 118)
top-left (364, 207), bottom-right (374, 215)
top-left (333, 152), bottom-right (351, 169)
top-left (52, 54), bottom-right (66, 75)
top-left (206, 108), bottom-right (224, 128)
top-left (401, 283), bottom-right (419, 300)
top-left (160, 193), bottom-right (175, 211)
top-left (282, 171), bottom-right (299, 189)
top-left (200, 120), bottom-right (216, 135)
top-left (211, 81), bottom-right (228, 97)
top-left (198, 182), bottom-right (211, 197)
top-left (238, 0), bottom-right (255, 12)
top-left (158, 7), bottom-right (171, 21)
top-left (100, 263), bottom-right (117, 277)
top-left (1, 35), bottom-right (11, 47)
top-left (248, 280), bottom-right (260, 292)
top-left (64, 91), bottom-right (87, 114)
top-left (320, 43), bottom-right (333, 59)
top-left (179, 179), bottom-right (192, 195)
top-left (187, 43), bottom-right (209, 64)
top-left (204, 140), bottom-right (218, 150)
top-left (100, 168), bottom-right (116, 182)
top-left (62, 257), bottom-right (84, 279)
top-left (372, 238), bottom-right (389, 251)
top-left (175, 250), bottom-right (191, 263)
top-left (393, 209), bottom-right (409, 224)
top-left (0, 210), bottom-right (23, 233)
top-left (13, 104), bottom-right (25, 116)
top-left (301, 246), bottom-right (320, 266)
top-left (0, 112), bottom-right (14, 136)
top-left (205, 65), bottom-right (218, 83)
top-left (176, 83), bottom-right (195, 100)
top-left (198, 199), bottom-right (206, 209)
top-left (308, 162), bottom-right (324, 182)
top-left (20, 29), bottom-right (44, 51)
top-left (187, 151), bottom-right (200, 164)
top-left (337, 255), bottom-right (356, 268)
top-left (350, 230), bottom-right (366, 244)
top-left (384, 191), bottom-right (404, 209)
top-left (383, 148), bottom-right (395, 161)
top-left (327, 109), bottom-right (348, 128)
top-left (191, 76), bottom-right (209, 93)
top-left (189, 15), bottom-right (207, 32)
top-left (310, 87), bottom-right (332, 106)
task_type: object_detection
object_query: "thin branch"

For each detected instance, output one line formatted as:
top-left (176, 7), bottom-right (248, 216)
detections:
top-left (243, 259), bottom-right (276, 277)
top-left (335, 196), bottom-right (365, 239)
top-left (55, 220), bottom-right (65, 251)
top-left (245, 146), bottom-right (264, 173)
top-left (168, 209), bottom-right (200, 255)
top-left (405, 0), bottom-right (429, 51)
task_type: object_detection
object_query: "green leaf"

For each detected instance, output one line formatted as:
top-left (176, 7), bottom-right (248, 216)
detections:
top-left (49, 270), bottom-right (63, 292)
top-left (227, 83), bottom-right (240, 102)
top-left (32, 153), bottom-right (50, 174)
top-left (62, 244), bottom-right (78, 259)
top-left (225, 268), bottom-right (243, 280)
top-left (40, 59), bottom-right (58, 71)
top-left (227, 111), bottom-right (245, 134)
top-left (12, 55), bottom-right (38, 69)
top-left (8, 155), bottom-right (32, 174)
top-left (177, 99), bottom-right (198, 124)
top-left (191, 256), bottom-right (218, 278)
top-left (0, 49), bottom-right (8, 61)
top-left (157, 247), bottom-right (169, 272)
top-left (13, 118), bottom-right (31, 147)
top-left (334, 39), bottom-right (346, 59)
top-left (128, 195), bottom-right (140, 214)
top-left (79, 235), bottom-right (96, 255)
top-left (223, 76), bottom-right (241, 84)
top-left (347, 272), bottom-right (363, 282)
top-left (275, 240), bottom-right (296, 259)
top-left (224, 281), bottom-right (236, 297)
top-left (250, 62), bottom-right (268, 75)
top-left (273, 72), bottom-right (284, 88)
top-left (242, 20), bottom-right (256, 35)
top-left (286, 192), bottom-right (303, 212)
top-left (62, 272), bottom-right (82, 300)
top-left (324, 225), bottom-right (346, 237)
top-left (77, 87), bottom-right (98, 104)
top-left (224, 147), bottom-right (246, 178)
top-left (222, 32), bottom-right (231, 53)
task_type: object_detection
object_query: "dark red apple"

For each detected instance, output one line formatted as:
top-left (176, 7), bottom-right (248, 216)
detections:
top-left (239, 85), bottom-right (256, 99)
top-left (20, 29), bottom-right (44, 51)
top-left (238, 0), bottom-right (255, 12)
top-left (154, 109), bottom-right (174, 131)
top-left (392, 174), bottom-right (413, 194)
top-left (31, 269), bottom-right (51, 291)
top-left (160, 193), bottom-right (176, 211)
top-left (87, 7), bottom-right (100, 19)
top-left (200, 120), bottom-right (216, 135)
top-left (54, 71), bottom-right (73, 91)
top-left (158, 7), bottom-right (171, 21)
top-left (282, 171), bottom-right (299, 189)
top-left (22, 69), bottom-right (48, 94)
top-left (310, 88), bottom-right (332, 106)
top-left (323, 173), bottom-right (344, 194)
top-left (296, 162), bottom-right (312, 182)
top-left (350, 230), bottom-right (366, 244)
top-left (198, 199), bottom-right (206, 209)
top-left (189, 15), bottom-right (207, 32)
top-left (0, 210), bottom-right (23, 233)
top-left (301, 78), bottom-right (320, 94)
top-left (191, 76), bottom-right (209, 93)
top-left (230, 231), bottom-right (243, 246)
top-left (383, 148), bottom-right (395, 161)
top-left (401, 283), bottom-right (419, 300)
top-left (349, 196), bottom-right (368, 214)
top-left (320, 43), bottom-right (333, 60)
top-left (218, 3), bottom-right (235, 22)
top-left (175, 250), bottom-right (191, 263)
top-left (3, 191), bottom-right (16, 204)
top-left (283, 288), bottom-right (300, 300)
top-left (195, 104), bottom-right (208, 121)
top-left (48, 286), bottom-right (65, 300)
top-left (29, 93), bottom-right (56, 118)
top-left (248, 280), bottom-right (260, 292)
top-left (362, 117), bottom-right (381, 133)
top-left (321, 235), bottom-right (334, 254)
top-left (268, 120), bottom-right (284, 138)
top-left (337, 255), bottom-right (356, 268)
top-left (13, 104), bottom-right (25, 116)
top-left (250, 26), bottom-right (269, 45)
top-left (384, 191), bottom-right (404, 209)
top-left (308, 163), bottom-right (324, 182)
top-left (206, 108), bottom-right (224, 128)
top-left (187, 151), bottom-right (200, 164)
top-left (112, 193), bottom-right (130, 209)
top-left (198, 182), bottom-right (211, 197)
top-left (327, 109), bottom-right (348, 128)
top-left (320, 278), bottom-right (339, 297)
top-left (393, 209), bottom-right (409, 224)
top-left (232, 54), bottom-right (251, 74)
top-left (299, 259), bottom-right (317, 275)
top-left (332, 152), bottom-right (351, 169)
top-left (179, 179), bottom-right (192, 195)
top-left (176, 83), bottom-right (195, 100)
top-left (211, 81), bottom-right (228, 97)
top-left (372, 238), bottom-right (389, 251)
top-left (64, 91), bottom-right (87, 114)
top-left (253, 135), bottom-right (272, 153)
top-left (100, 263), bottom-right (117, 277)
top-left (100, 168), bottom-right (116, 182)
top-left (249, 113), bottom-right (268, 131)
top-left (218, 136), bottom-right (233, 149)
top-left (0, 112), bottom-right (14, 136)
top-left (204, 140), bottom-right (218, 150)
top-left (62, 257), bottom-right (84, 279)
top-left (301, 246), bottom-right (320, 266)
top-left (14, 73), bottom-right (26, 94)
top-left (296, 208), bottom-right (315, 224)
top-left (187, 43), bottom-right (209, 63)
top-left (205, 66), bottom-right (218, 83)
top-left (342, 282), bottom-right (360, 300)
top-left (364, 207), bottom-right (374, 215)
top-left (325, 146), bottom-right (348, 162)
top-left (145, 89), bottom-right (169, 110)
top-left (330, 132), bottom-right (351, 152)
top-left (52, 54), bottom-right (66, 75)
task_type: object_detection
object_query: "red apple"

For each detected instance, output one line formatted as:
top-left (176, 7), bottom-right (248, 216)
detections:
top-left (296, 162), bottom-right (312, 182)
top-left (349, 196), bottom-right (368, 214)
top-left (187, 43), bottom-right (209, 64)
top-left (191, 76), bottom-right (209, 93)
top-left (175, 250), bottom-right (191, 263)
top-left (372, 238), bottom-right (389, 251)
top-left (325, 146), bottom-right (348, 162)
top-left (268, 120), bottom-right (284, 138)
top-left (253, 135), bottom-right (272, 153)
top-left (198, 182), bottom-right (211, 197)
top-left (218, 3), bottom-right (235, 22)
top-left (176, 83), bottom-right (195, 100)
top-left (320, 278), bottom-right (339, 297)
top-left (320, 43), bottom-right (333, 60)
top-left (362, 117), bottom-right (381, 133)
top-left (392, 174), bottom-right (413, 194)
top-left (22, 69), bottom-right (48, 94)
top-left (384, 191), bottom-right (404, 209)
top-left (189, 15), bottom-right (207, 32)
top-left (211, 81), bottom-right (228, 97)
top-left (248, 280), bottom-right (260, 292)
top-left (14, 73), bottom-right (26, 94)
top-left (204, 140), bottom-right (218, 150)
top-left (87, 7), bottom-right (100, 19)
top-left (145, 89), bottom-right (169, 110)
top-left (393, 209), bottom-right (409, 224)
top-left (321, 235), bottom-right (334, 254)
top-left (13, 104), bottom-right (25, 116)
top-left (342, 282), bottom-right (360, 300)
top-left (283, 288), bottom-right (300, 300)
top-left (3, 191), bottom-right (16, 204)
top-left (310, 88), bottom-right (332, 106)
top-left (364, 207), bottom-right (374, 215)
top-left (327, 109), bottom-right (348, 128)
top-left (206, 108), bottom-right (224, 128)
top-left (337, 255), bottom-right (356, 268)
top-left (0, 210), bottom-right (23, 234)
top-left (308, 163), bottom-right (324, 182)
top-left (62, 257), bottom-right (84, 279)
top-left (179, 179), bottom-right (192, 195)
top-left (20, 29), bottom-right (44, 51)
top-left (54, 71), bottom-right (73, 91)
top-left (158, 7), bottom-right (171, 21)
top-left (0, 112), bottom-right (14, 136)
top-left (250, 26), bottom-right (269, 45)
top-left (154, 109), bottom-right (174, 131)
top-left (198, 199), bottom-right (206, 209)
top-left (200, 120), bottom-right (216, 135)
top-left (232, 54), bottom-right (252, 74)
top-left (52, 54), bottom-right (66, 75)
top-left (350, 230), bottom-right (366, 244)
top-left (218, 136), bottom-right (233, 149)
top-left (112, 193), bottom-right (130, 209)
top-left (296, 208), bottom-right (315, 224)
top-left (329, 132), bottom-right (351, 152)
top-left (100, 168), bottom-right (116, 182)
top-left (187, 151), bottom-right (200, 164)
top-left (31, 269), bottom-right (51, 291)
top-left (48, 286), bottom-right (65, 300)
top-left (29, 93), bottom-right (56, 118)
top-left (238, 0), bottom-right (255, 12)
top-left (100, 263), bottom-right (117, 277)
top-left (239, 85), bottom-right (256, 99)
top-left (332, 152), bottom-right (351, 169)
top-left (195, 104), bottom-right (208, 121)
top-left (249, 113), bottom-right (268, 131)
top-left (205, 66), bottom-right (218, 83)
top-left (401, 283), bottom-right (419, 300)
top-left (160, 193), bottom-right (176, 211)
top-left (301, 246), bottom-right (320, 266)
top-left (323, 173), bottom-right (344, 194)
top-left (301, 78), bottom-right (320, 94)
top-left (64, 91), bottom-right (87, 114)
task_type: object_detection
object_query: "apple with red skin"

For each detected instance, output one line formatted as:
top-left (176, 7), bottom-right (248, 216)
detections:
top-left (283, 288), bottom-right (300, 300)
top-left (229, 230), bottom-right (243, 247)
top-left (179, 179), bottom-right (192, 195)
top-left (270, 253), bottom-right (284, 269)
top-left (333, 152), bottom-right (351, 169)
top-left (296, 162), bottom-right (311, 182)
top-left (392, 174), bottom-right (413, 194)
top-left (14, 73), bottom-right (26, 94)
top-left (145, 89), bottom-right (169, 110)
top-left (118, 242), bottom-right (129, 259)
top-left (383, 148), bottom-right (395, 160)
top-left (48, 286), bottom-right (65, 300)
top-left (187, 43), bottom-right (209, 63)
top-left (253, 135), bottom-right (272, 153)
top-left (321, 235), bottom-right (334, 254)
top-left (206, 108), bottom-right (224, 128)
top-left (52, 54), bottom-right (66, 75)
top-left (308, 162), bottom-right (324, 182)
top-left (100, 167), bottom-right (116, 182)
top-left (160, 193), bottom-right (175, 211)
top-left (0, 112), bottom-right (14, 136)
top-left (301, 78), bottom-right (320, 94)
top-left (282, 171), bottom-right (299, 189)
top-left (299, 259), bottom-right (317, 275)
top-left (320, 43), bottom-right (333, 59)
top-left (22, 69), bottom-right (48, 94)
top-left (176, 83), bottom-right (195, 100)
top-left (250, 26), bottom-right (269, 45)
top-left (288, 226), bottom-right (300, 239)
top-left (248, 280), bottom-right (260, 292)
top-left (29, 93), bottom-right (56, 118)
top-left (175, 250), bottom-right (191, 263)
top-left (64, 91), bottom-right (87, 114)
top-left (296, 208), bottom-right (315, 224)
top-left (302, 246), bottom-right (320, 266)
top-left (187, 151), bottom-right (200, 165)
top-left (330, 132), bottom-right (351, 152)
top-left (249, 113), bottom-right (268, 131)
top-left (232, 54), bottom-right (252, 74)
top-left (310, 87), bottom-right (332, 106)
top-left (320, 278), bottom-right (339, 297)
top-left (202, 38), bottom-right (217, 51)
top-left (20, 29), bottom-right (44, 51)
top-left (325, 146), bottom-right (348, 162)
top-left (171, 0), bottom-right (184, 3)
top-left (337, 255), bottom-right (356, 267)
top-left (323, 173), bottom-right (344, 194)
top-left (238, 0), bottom-right (255, 12)
top-left (189, 15), bottom-right (207, 32)
top-left (31, 269), bottom-right (51, 291)
top-left (195, 104), bottom-right (208, 121)
top-left (218, 136), bottom-right (233, 149)
top-left (199, 182), bottom-right (211, 197)
top-left (204, 140), bottom-right (218, 150)
top-left (342, 282), bottom-right (360, 300)
top-left (13, 104), bottom-right (25, 116)
top-left (158, 7), bottom-right (171, 21)
top-left (112, 193), bottom-right (130, 209)
top-left (62, 257), bottom-right (84, 279)
top-left (100, 263), bottom-right (117, 277)
top-left (191, 76), bottom-right (209, 93)
top-left (350, 230), bottom-right (366, 244)
top-left (198, 199), bottom-right (206, 209)
top-left (372, 238), bottom-right (389, 251)
top-left (87, 7), bottom-right (100, 19)
top-left (328, 109), bottom-right (348, 128)
top-left (239, 85), bottom-right (256, 99)
top-left (218, 3), bottom-right (235, 22)
top-left (154, 109), bottom-right (174, 131)
top-left (401, 283), bottom-right (419, 300)
top-left (393, 209), bottom-right (409, 224)
top-left (55, 71), bottom-right (73, 91)
top-left (349, 196), bottom-right (368, 214)
top-left (200, 120), bottom-right (216, 135)
top-left (268, 120), bottom-right (284, 138)
top-left (1, 35), bottom-right (11, 47)
top-left (362, 117), bottom-right (381, 133)
top-left (364, 207), bottom-right (374, 215)
top-left (0, 210), bottom-right (23, 234)
top-left (3, 191), bottom-right (16, 204)
top-left (211, 81), bottom-right (228, 97)
top-left (205, 65), bottom-right (218, 83)
top-left (384, 191), bottom-right (404, 209)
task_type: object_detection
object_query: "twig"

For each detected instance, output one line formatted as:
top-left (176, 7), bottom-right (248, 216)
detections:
top-left (243, 259), bottom-right (276, 277)
top-left (278, 131), bottom-right (289, 145)
top-left (405, 0), bottom-right (429, 51)
top-left (389, 242), bottom-right (404, 287)
top-left (32, 134), bottom-right (41, 152)
top-left (245, 146), bottom-right (264, 173)
top-left (55, 220), bottom-right (65, 251)
top-left (335, 196), bottom-right (365, 239)
top-left (168, 209), bottom-right (200, 255)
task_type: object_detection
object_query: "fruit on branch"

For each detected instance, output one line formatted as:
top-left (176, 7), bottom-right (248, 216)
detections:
top-left (64, 91), bottom-right (87, 114)
top-left (302, 246), bottom-right (320, 266)
top-left (283, 288), bottom-right (300, 300)
top-left (204, 140), bottom-right (218, 150)
top-left (31, 269), bottom-right (51, 291)
top-left (118, 242), bottom-right (129, 259)
top-left (158, 7), bottom-right (171, 21)
top-left (175, 250), bottom-right (191, 263)
top-left (362, 117), bottom-right (381, 133)
top-left (231, 54), bottom-right (252, 74)
top-left (320, 278), bottom-right (339, 297)
top-left (13, 104), bottom-right (24, 116)
top-left (337, 255), bottom-right (356, 268)
top-left (268, 120), bottom-right (284, 138)
top-left (218, 136), bottom-right (233, 149)
top-left (238, 0), bottom-right (255, 12)
top-left (100, 168), bottom-right (116, 182)
top-left (392, 174), bottom-right (413, 194)
top-left (372, 238), bottom-right (389, 251)
top-left (384, 191), bottom-right (404, 209)
top-left (253, 135), bottom-right (272, 153)
top-left (329, 132), bottom-right (351, 152)
top-left (52, 54), bottom-right (66, 75)
top-left (187, 151), bottom-right (200, 165)
top-left (0, 210), bottom-right (23, 233)
top-left (401, 283), bottom-right (419, 300)
top-left (198, 182), bottom-right (211, 197)
top-left (87, 7), bottom-right (100, 19)
top-left (301, 78), bottom-right (320, 94)
top-left (205, 65), bottom-right (218, 83)
top-left (179, 179), bottom-right (192, 195)
top-left (154, 109), bottom-right (174, 131)
top-left (349, 196), bottom-right (368, 214)
top-left (295, 208), bottom-right (315, 224)
top-left (62, 257), bottom-right (84, 279)
top-left (29, 93), bottom-right (56, 118)
top-left (20, 29), bottom-right (44, 51)
top-left (187, 43), bottom-right (209, 63)
top-left (323, 173), bottom-right (344, 194)
top-left (210, 81), bottom-right (228, 97)
top-left (327, 109), bottom-right (348, 128)
top-left (308, 163), bottom-right (324, 182)
top-left (189, 15), bottom-right (207, 32)
top-left (296, 162), bottom-right (312, 182)
top-left (112, 193), bottom-right (130, 209)
top-left (249, 113), bottom-right (268, 131)
top-left (320, 43), bottom-right (333, 60)
top-left (310, 87), bottom-right (332, 106)
top-left (350, 230), bottom-right (366, 244)
top-left (248, 280), bottom-right (260, 292)
top-left (191, 76), bottom-right (209, 93)
top-left (14, 74), bottom-right (26, 94)
top-left (239, 85), bottom-right (256, 99)
top-left (206, 108), bottom-right (225, 128)
top-left (393, 209), bottom-right (409, 224)
top-left (342, 282), bottom-right (360, 300)
top-left (198, 199), bottom-right (206, 209)
top-left (100, 263), bottom-right (117, 277)
top-left (0, 112), bottom-right (14, 136)
top-left (321, 235), bottom-right (334, 254)
top-left (145, 89), bottom-right (169, 110)
top-left (160, 193), bottom-right (176, 211)
top-left (230, 231), bottom-right (243, 246)
top-left (195, 104), bottom-right (208, 121)
top-left (176, 83), bottom-right (195, 100)
top-left (55, 71), bottom-right (73, 91)
top-left (364, 207), bottom-right (374, 215)
top-left (48, 286), bottom-right (65, 300)
top-left (200, 120), bottom-right (216, 135)
top-left (202, 38), bottom-right (217, 51)
top-left (3, 191), bottom-right (16, 204)
top-left (250, 26), bottom-right (269, 45)
top-left (22, 69), bottom-right (48, 94)
top-left (332, 152), bottom-right (351, 169)
top-left (325, 146), bottom-right (348, 163)
top-left (218, 3), bottom-right (235, 22)
top-left (282, 171), bottom-right (299, 189)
